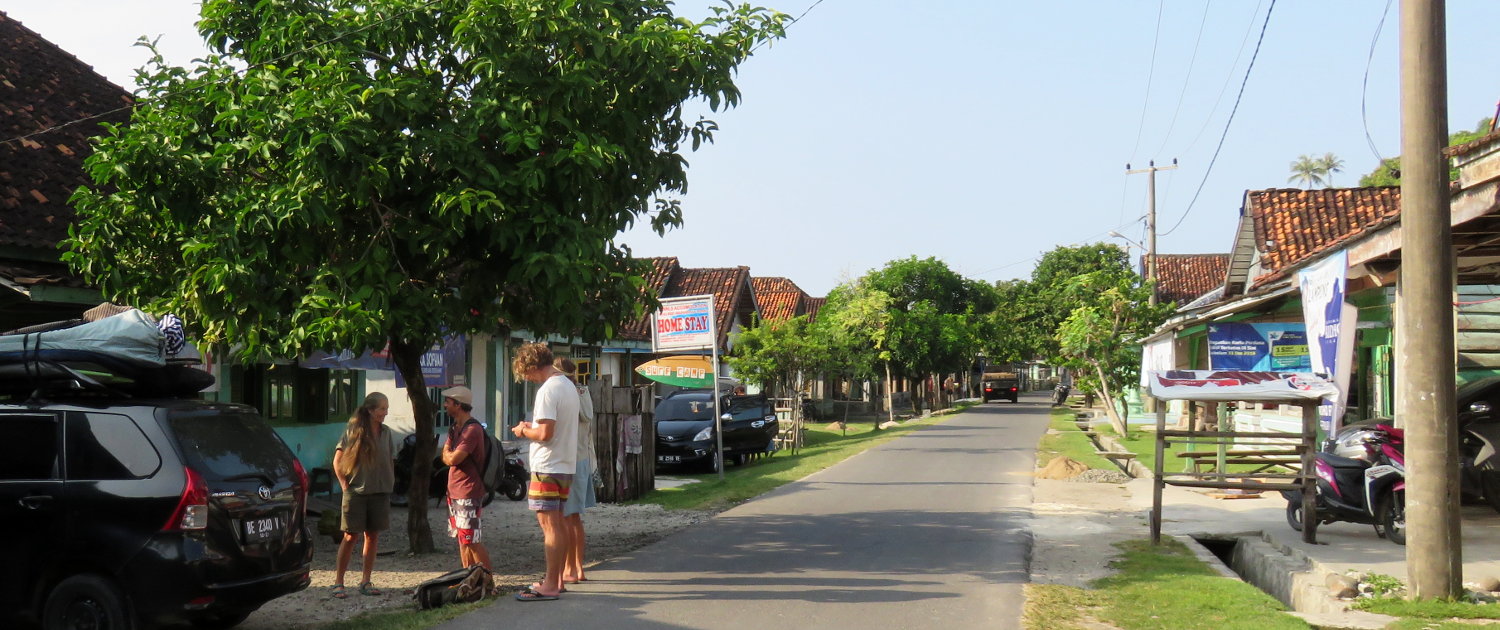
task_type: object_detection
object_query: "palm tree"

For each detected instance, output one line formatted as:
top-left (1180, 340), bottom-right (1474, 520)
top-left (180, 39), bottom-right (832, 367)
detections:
top-left (1317, 152), bottom-right (1345, 188)
top-left (1288, 154), bottom-right (1325, 188)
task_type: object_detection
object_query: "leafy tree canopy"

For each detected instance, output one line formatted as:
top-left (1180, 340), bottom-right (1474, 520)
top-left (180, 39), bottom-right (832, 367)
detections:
top-left (1359, 117), bottom-right (1495, 187)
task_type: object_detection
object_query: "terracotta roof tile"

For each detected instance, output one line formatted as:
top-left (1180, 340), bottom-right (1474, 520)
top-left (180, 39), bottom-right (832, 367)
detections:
top-left (803, 297), bottom-right (826, 322)
top-left (1153, 254), bottom-right (1228, 306)
top-left (1246, 187), bottom-right (1401, 288)
top-left (750, 276), bottom-right (807, 323)
top-left (617, 257), bottom-right (680, 341)
top-left (0, 12), bottom-right (133, 252)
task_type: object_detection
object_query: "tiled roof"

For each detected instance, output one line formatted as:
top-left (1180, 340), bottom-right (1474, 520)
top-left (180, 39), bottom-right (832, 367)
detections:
top-left (1153, 254), bottom-right (1228, 306)
top-left (663, 266), bottom-right (752, 349)
top-left (1246, 187), bottom-right (1401, 288)
top-left (1446, 130), bottom-right (1500, 158)
top-left (750, 276), bottom-right (807, 323)
top-left (803, 297), bottom-right (826, 322)
top-left (0, 12), bottom-right (133, 252)
top-left (618, 257), bottom-right (680, 341)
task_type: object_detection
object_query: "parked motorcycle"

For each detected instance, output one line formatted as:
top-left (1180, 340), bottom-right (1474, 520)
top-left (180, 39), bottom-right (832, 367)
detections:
top-left (392, 433), bottom-right (525, 506)
top-left (1458, 401), bottom-right (1500, 514)
top-left (1283, 423), bottom-right (1407, 545)
top-left (1051, 383), bottom-right (1071, 407)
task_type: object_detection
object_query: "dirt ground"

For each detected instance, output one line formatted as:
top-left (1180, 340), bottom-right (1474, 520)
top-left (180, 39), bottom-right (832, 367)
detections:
top-left (239, 495), bottom-right (712, 629)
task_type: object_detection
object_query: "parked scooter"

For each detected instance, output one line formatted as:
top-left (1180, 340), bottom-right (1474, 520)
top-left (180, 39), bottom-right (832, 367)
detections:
top-left (392, 433), bottom-right (525, 506)
top-left (1458, 401), bottom-right (1500, 514)
top-left (1051, 383), bottom-right (1071, 407)
top-left (1283, 423), bottom-right (1407, 545)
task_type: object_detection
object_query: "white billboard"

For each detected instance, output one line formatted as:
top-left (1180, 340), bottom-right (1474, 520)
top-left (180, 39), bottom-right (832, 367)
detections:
top-left (651, 295), bottom-right (716, 353)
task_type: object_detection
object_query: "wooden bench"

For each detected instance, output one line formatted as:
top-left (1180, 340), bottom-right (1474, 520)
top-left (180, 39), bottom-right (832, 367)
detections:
top-left (1095, 450), bottom-right (1137, 461)
top-left (1176, 449), bottom-right (1302, 474)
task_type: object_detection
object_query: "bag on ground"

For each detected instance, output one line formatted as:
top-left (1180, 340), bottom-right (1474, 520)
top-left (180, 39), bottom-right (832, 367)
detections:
top-left (414, 565), bottom-right (497, 610)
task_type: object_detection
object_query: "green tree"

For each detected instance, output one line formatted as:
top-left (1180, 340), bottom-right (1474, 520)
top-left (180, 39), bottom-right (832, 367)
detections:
top-left (1055, 271), bottom-right (1171, 436)
top-left (820, 277), bottom-right (895, 426)
top-left (728, 314), bottom-right (822, 398)
top-left (863, 257), bottom-right (996, 409)
top-left (1025, 244), bottom-right (1138, 360)
top-left (1288, 154), bottom-right (1327, 188)
top-left (1359, 117), bottom-right (1495, 186)
top-left (1317, 152), bottom-right (1345, 187)
top-left (65, 0), bottom-right (786, 552)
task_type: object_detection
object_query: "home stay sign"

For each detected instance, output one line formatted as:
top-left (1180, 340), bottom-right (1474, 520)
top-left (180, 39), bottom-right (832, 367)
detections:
top-left (652, 295), bottom-right (716, 353)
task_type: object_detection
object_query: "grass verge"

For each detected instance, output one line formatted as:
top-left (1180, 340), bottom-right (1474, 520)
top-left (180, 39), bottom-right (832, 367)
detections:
top-left (1024, 539), bottom-right (1310, 630)
top-left (1038, 407), bottom-right (1114, 470)
top-left (1353, 592), bottom-right (1500, 624)
top-left (635, 404), bottom-right (970, 512)
top-left (316, 600), bottom-right (490, 630)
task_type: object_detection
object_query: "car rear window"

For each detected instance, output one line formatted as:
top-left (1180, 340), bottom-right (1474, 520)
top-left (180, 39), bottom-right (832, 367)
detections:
top-left (657, 395), bottom-right (769, 421)
top-left (166, 408), bottom-right (295, 482)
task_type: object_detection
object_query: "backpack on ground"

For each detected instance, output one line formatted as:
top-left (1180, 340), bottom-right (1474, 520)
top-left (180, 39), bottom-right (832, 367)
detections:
top-left (465, 420), bottom-right (505, 495)
top-left (414, 565), bottom-right (498, 610)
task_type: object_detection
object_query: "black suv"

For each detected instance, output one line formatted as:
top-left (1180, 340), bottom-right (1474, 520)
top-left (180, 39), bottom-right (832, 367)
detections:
top-left (0, 398), bottom-right (314, 629)
top-left (655, 390), bottom-right (779, 472)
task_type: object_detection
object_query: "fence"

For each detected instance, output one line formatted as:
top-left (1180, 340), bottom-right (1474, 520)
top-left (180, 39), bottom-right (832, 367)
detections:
top-left (587, 382), bottom-right (657, 503)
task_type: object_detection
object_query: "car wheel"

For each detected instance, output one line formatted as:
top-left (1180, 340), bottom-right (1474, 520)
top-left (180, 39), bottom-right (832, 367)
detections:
top-left (1380, 491), bottom-right (1406, 546)
top-left (191, 608), bottom-right (255, 629)
top-left (43, 574), bottom-right (134, 630)
top-left (703, 450), bottom-right (722, 474)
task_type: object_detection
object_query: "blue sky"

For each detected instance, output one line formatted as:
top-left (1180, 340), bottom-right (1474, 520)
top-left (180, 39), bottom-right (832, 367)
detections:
top-left (11, 1), bottom-right (1500, 296)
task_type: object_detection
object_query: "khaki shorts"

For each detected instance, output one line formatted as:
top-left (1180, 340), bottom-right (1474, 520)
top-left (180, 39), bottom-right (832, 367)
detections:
top-left (341, 492), bottom-right (391, 533)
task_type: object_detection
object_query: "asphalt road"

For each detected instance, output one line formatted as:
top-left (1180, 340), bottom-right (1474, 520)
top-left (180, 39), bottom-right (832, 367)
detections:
top-left (435, 395), bottom-right (1051, 630)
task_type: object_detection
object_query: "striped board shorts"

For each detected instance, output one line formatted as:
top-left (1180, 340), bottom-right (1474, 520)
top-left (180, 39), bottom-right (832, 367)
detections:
top-left (527, 472), bottom-right (574, 512)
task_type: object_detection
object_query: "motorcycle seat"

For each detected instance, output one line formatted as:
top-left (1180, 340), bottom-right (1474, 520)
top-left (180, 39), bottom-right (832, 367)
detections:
top-left (1318, 452), bottom-right (1369, 470)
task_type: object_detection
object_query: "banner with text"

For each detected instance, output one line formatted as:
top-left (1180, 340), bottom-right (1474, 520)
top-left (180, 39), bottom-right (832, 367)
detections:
top-left (1207, 323), bottom-right (1311, 372)
top-left (652, 295), bottom-right (717, 353)
top-left (1298, 250), bottom-right (1349, 433)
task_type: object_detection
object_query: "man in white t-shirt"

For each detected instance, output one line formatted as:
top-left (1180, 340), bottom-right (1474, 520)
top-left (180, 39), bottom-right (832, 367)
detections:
top-left (509, 342), bottom-right (579, 601)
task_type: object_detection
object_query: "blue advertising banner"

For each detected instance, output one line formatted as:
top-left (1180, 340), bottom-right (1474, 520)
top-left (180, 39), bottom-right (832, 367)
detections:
top-left (1207, 323), bottom-right (1311, 372)
top-left (1299, 250), bottom-right (1350, 432)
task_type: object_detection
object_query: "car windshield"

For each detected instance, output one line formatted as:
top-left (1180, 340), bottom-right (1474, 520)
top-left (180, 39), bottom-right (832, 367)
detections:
top-left (167, 408), bottom-right (296, 483)
top-left (657, 395), bottom-right (768, 422)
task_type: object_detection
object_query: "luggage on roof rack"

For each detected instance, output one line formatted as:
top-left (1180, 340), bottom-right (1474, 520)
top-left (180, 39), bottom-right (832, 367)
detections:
top-left (0, 309), bottom-right (213, 398)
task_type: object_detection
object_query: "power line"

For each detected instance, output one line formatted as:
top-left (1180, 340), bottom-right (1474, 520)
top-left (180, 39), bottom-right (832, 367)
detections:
top-left (1128, 0), bottom-right (1167, 163)
top-left (1160, 0), bottom-right (1277, 238)
top-left (751, 0), bottom-right (827, 53)
top-left (1361, 0), bottom-right (1396, 166)
top-left (2, 0), bottom-right (452, 149)
top-left (1180, 0), bottom-right (1265, 158)
top-left (975, 217), bottom-right (1149, 278)
top-left (1151, 0), bottom-right (1212, 159)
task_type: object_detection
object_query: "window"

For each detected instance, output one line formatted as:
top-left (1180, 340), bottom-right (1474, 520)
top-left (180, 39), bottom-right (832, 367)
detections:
top-left (230, 365), bottom-right (360, 424)
top-left (66, 413), bottom-right (161, 480)
top-left (575, 359), bottom-right (593, 383)
top-left (168, 408), bottom-right (295, 482)
top-left (0, 414), bottom-right (60, 480)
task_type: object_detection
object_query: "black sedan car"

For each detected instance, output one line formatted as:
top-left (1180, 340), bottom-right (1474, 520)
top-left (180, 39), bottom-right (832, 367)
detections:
top-left (655, 390), bottom-right (779, 473)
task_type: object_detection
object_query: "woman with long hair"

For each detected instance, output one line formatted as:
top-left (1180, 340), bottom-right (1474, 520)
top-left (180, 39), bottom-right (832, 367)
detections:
top-left (331, 392), bottom-right (395, 599)
top-left (554, 357), bottom-right (597, 585)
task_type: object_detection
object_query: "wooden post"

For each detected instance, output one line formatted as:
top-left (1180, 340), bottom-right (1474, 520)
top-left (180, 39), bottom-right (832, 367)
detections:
top-left (1215, 402), bottom-right (1229, 481)
top-left (1301, 401), bottom-right (1319, 544)
top-left (1183, 403), bottom-right (1198, 474)
top-left (1152, 398), bottom-right (1168, 544)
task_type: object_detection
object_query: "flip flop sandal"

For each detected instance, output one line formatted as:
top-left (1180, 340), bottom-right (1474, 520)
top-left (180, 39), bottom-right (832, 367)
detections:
top-left (530, 583), bottom-right (566, 593)
top-left (358, 582), bottom-right (382, 596)
top-left (515, 589), bottom-right (559, 602)
top-left (331, 585), bottom-right (347, 599)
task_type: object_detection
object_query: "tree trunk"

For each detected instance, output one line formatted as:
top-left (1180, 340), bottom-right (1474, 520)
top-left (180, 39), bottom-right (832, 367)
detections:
top-left (389, 337), bottom-right (437, 554)
top-left (882, 362), bottom-right (894, 429)
top-left (1092, 363), bottom-right (1129, 437)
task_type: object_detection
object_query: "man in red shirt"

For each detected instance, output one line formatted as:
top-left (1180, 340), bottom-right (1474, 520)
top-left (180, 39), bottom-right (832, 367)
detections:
top-left (440, 386), bottom-right (492, 571)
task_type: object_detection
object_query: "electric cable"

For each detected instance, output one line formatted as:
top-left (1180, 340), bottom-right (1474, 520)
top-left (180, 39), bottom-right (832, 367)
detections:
top-left (1180, 0), bottom-right (1265, 158)
top-left (1152, 0), bottom-right (1212, 159)
top-left (1159, 0), bottom-right (1277, 237)
top-left (1128, 0), bottom-right (1167, 163)
top-left (1361, 0), bottom-right (1396, 167)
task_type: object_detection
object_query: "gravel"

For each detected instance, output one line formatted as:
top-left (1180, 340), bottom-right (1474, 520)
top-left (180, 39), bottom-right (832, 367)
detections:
top-left (238, 496), bottom-right (712, 629)
top-left (1066, 468), bottom-right (1133, 484)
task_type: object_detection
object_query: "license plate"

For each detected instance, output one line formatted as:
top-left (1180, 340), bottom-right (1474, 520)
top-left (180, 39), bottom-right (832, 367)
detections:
top-left (242, 515), bottom-right (284, 544)
top-left (657, 455), bottom-right (681, 463)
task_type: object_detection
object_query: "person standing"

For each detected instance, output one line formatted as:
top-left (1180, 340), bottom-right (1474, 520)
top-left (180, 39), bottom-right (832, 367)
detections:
top-left (331, 392), bottom-right (395, 599)
top-left (510, 343), bottom-right (579, 601)
top-left (554, 357), bottom-right (597, 585)
top-left (440, 385), bottom-right (492, 571)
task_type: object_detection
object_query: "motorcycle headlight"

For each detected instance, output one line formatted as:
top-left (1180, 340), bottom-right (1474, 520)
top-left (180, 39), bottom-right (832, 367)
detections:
top-left (693, 427), bottom-right (714, 442)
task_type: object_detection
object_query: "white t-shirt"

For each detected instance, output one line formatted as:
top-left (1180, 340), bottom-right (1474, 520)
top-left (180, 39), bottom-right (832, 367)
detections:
top-left (530, 373), bottom-right (580, 474)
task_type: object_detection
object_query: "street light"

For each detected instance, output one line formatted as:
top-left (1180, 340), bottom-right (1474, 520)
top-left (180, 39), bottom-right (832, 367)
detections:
top-left (1107, 230), bottom-right (1145, 251)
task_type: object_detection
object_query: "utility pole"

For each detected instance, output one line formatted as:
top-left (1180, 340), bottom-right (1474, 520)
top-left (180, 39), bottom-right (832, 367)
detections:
top-left (1399, 0), bottom-right (1460, 600)
top-left (1126, 159), bottom-right (1178, 305)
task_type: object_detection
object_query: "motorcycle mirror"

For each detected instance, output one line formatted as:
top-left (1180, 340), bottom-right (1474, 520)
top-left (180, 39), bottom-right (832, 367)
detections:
top-left (1471, 401), bottom-right (1492, 414)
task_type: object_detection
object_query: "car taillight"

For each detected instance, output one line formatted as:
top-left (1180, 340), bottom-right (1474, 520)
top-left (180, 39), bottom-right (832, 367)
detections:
top-left (1010, 387), bottom-right (1018, 392)
top-left (292, 458), bottom-right (310, 512)
top-left (985, 388), bottom-right (993, 392)
top-left (163, 467), bottom-right (208, 531)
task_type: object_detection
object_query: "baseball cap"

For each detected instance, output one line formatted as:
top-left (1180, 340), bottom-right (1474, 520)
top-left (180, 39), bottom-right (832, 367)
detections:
top-left (441, 386), bottom-right (473, 406)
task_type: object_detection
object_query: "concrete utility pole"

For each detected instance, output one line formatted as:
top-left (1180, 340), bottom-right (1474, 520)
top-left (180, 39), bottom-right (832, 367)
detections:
top-left (1126, 160), bottom-right (1178, 305)
top-left (1398, 0), bottom-right (1461, 600)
